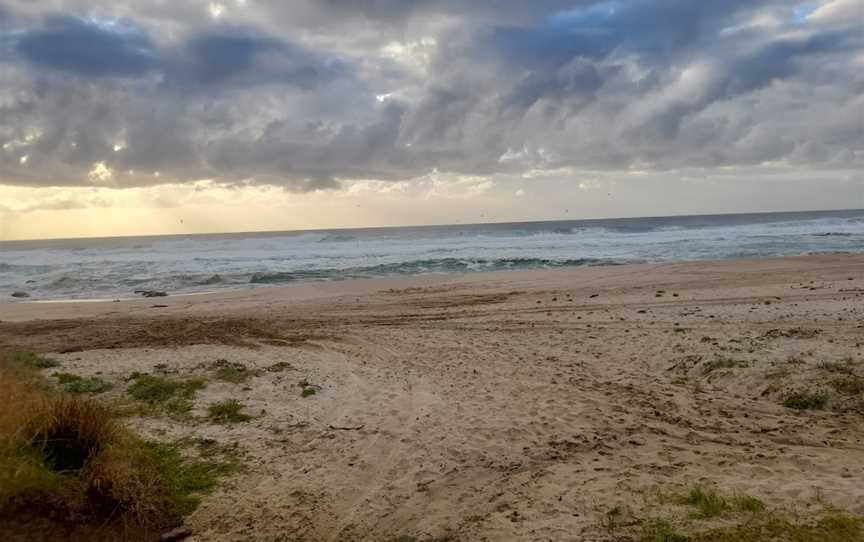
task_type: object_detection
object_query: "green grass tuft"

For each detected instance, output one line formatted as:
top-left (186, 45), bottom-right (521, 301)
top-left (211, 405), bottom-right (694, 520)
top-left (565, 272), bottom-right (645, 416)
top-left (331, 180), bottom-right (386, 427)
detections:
top-left (641, 485), bottom-right (863, 542)
top-left (641, 520), bottom-right (689, 542)
top-left (210, 360), bottom-right (259, 384)
top-left (126, 374), bottom-right (206, 416)
top-left (7, 352), bottom-right (61, 370)
top-left (734, 494), bottom-right (766, 513)
top-left (783, 389), bottom-right (830, 410)
top-left (140, 440), bottom-right (241, 519)
top-left (0, 357), bottom-right (240, 537)
top-left (206, 400), bottom-right (252, 424)
top-left (51, 372), bottom-right (112, 394)
top-left (678, 487), bottom-right (729, 519)
top-left (684, 513), bottom-right (864, 541)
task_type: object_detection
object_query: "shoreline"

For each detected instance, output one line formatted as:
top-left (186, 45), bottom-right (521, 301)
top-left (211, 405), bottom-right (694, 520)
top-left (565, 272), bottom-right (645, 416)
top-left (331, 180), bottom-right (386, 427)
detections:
top-left (1, 253), bottom-right (860, 323)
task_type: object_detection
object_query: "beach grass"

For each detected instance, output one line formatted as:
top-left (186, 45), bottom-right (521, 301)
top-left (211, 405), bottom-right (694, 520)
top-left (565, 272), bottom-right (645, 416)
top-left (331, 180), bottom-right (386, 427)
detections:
top-left (210, 360), bottom-right (259, 384)
top-left (207, 400), bottom-right (252, 424)
top-left (0, 357), bottom-right (237, 537)
top-left (638, 485), bottom-right (863, 542)
top-left (126, 373), bottom-right (206, 416)
top-left (7, 351), bottom-right (60, 370)
top-left (783, 389), bottom-right (830, 410)
top-left (51, 372), bottom-right (112, 394)
top-left (640, 514), bottom-right (863, 542)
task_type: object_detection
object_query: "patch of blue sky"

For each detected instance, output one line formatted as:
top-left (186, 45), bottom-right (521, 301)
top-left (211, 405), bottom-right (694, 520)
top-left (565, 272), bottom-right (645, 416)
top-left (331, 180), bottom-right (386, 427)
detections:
top-left (792, 3), bottom-right (819, 23)
top-left (83, 15), bottom-right (145, 35)
top-left (549, 1), bottom-right (620, 27)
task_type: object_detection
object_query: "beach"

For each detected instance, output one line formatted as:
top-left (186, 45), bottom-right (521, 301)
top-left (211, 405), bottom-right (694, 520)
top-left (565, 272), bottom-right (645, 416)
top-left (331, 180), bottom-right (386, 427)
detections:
top-left (2, 254), bottom-right (863, 541)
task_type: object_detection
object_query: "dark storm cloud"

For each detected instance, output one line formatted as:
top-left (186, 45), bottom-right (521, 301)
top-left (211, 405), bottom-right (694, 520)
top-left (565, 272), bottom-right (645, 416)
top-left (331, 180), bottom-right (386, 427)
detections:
top-left (15, 15), bottom-right (157, 76)
top-left (0, 0), bottom-right (861, 191)
top-left (11, 15), bottom-right (347, 88)
top-left (170, 29), bottom-right (348, 90)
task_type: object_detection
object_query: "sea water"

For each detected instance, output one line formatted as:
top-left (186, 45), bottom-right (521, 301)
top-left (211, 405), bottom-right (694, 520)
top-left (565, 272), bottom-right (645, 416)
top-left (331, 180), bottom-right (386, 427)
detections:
top-left (2, 209), bottom-right (863, 300)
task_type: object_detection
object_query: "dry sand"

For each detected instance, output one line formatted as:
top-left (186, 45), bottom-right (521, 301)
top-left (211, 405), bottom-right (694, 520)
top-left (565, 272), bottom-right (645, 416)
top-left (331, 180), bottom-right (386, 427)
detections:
top-left (2, 254), bottom-right (864, 541)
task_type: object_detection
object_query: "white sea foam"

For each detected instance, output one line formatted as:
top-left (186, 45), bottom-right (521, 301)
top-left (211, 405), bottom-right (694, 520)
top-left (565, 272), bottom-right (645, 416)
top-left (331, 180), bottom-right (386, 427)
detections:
top-left (1, 210), bottom-right (862, 300)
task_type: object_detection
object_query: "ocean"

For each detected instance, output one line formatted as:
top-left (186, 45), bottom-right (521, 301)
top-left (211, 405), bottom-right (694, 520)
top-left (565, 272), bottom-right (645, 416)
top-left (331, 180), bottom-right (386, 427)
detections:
top-left (2, 209), bottom-right (863, 301)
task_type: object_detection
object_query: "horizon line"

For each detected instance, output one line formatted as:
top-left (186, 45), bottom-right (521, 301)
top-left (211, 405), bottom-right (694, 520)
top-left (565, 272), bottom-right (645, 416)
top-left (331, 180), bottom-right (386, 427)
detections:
top-left (2, 206), bottom-right (862, 244)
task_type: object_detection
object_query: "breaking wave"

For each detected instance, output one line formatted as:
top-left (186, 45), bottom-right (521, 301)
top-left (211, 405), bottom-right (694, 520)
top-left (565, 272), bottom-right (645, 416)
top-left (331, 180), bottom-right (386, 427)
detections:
top-left (3, 209), bottom-right (862, 300)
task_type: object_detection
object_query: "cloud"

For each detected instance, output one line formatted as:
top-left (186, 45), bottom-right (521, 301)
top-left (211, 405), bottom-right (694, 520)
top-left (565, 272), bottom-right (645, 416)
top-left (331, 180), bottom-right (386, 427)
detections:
top-left (168, 28), bottom-right (348, 90)
top-left (15, 15), bottom-right (157, 76)
top-left (0, 0), bottom-right (861, 194)
top-left (807, 0), bottom-right (864, 26)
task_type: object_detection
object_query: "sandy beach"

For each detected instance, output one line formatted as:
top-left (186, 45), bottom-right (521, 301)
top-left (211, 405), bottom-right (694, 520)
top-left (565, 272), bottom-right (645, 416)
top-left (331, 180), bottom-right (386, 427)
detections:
top-left (2, 254), bottom-right (863, 541)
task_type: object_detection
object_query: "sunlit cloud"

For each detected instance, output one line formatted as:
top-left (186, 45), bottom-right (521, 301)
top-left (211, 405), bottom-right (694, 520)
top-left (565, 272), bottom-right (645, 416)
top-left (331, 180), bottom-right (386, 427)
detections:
top-left (208, 2), bottom-right (226, 18)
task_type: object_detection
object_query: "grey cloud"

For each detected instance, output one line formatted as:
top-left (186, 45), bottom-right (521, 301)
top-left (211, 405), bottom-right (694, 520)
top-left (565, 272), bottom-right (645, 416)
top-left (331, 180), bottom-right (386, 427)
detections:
top-left (15, 15), bottom-right (157, 76)
top-left (0, 0), bottom-right (861, 192)
top-left (165, 28), bottom-right (348, 91)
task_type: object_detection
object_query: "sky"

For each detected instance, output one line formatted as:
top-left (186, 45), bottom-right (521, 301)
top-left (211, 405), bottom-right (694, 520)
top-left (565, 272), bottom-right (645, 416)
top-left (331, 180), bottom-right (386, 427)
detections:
top-left (0, 0), bottom-right (862, 240)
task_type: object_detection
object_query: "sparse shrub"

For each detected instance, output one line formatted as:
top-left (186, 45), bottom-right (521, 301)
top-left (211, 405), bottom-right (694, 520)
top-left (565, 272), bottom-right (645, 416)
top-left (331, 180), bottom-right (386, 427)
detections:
top-left (298, 379), bottom-right (321, 398)
top-left (603, 505), bottom-right (626, 533)
top-left (0, 365), bottom-right (237, 535)
top-left (266, 362), bottom-right (294, 373)
top-left (135, 441), bottom-right (240, 518)
top-left (210, 360), bottom-right (259, 384)
top-left (206, 400), bottom-right (252, 424)
top-left (6, 351), bottom-right (60, 370)
top-left (683, 513), bottom-right (863, 541)
top-left (679, 486), bottom-right (729, 519)
top-left (52, 372), bottom-right (112, 394)
top-left (783, 390), bottom-right (830, 410)
top-left (734, 494), bottom-right (766, 513)
top-left (126, 374), bottom-right (205, 416)
top-left (641, 486), bottom-right (863, 542)
top-left (641, 520), bottom-right (689, 542)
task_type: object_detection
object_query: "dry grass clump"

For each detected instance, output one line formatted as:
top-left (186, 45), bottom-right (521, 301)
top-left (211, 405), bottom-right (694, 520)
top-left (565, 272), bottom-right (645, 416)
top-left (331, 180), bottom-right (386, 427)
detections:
top-left (0, 366), bottom-right (165, 535)
top-left (0, 357), bottom-right (235, 539)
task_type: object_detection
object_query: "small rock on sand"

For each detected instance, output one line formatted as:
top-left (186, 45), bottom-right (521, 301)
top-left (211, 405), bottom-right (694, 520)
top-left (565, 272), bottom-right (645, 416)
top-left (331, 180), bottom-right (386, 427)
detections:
top-left (159, 527), bottom-right (192, 542)
top-left (134, 290), bottom-right (168, 298)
